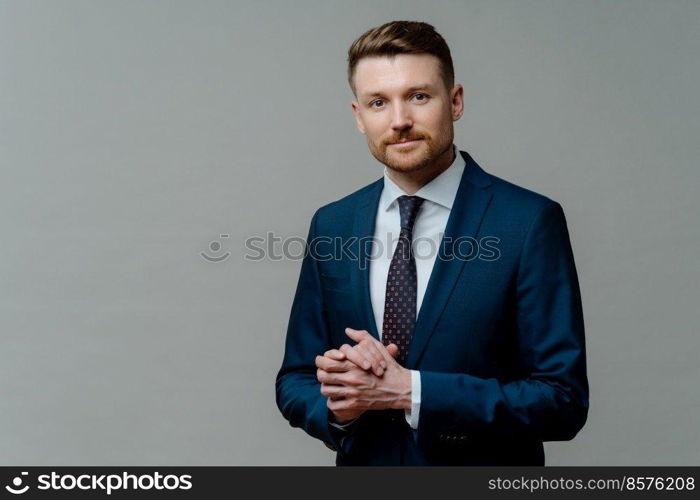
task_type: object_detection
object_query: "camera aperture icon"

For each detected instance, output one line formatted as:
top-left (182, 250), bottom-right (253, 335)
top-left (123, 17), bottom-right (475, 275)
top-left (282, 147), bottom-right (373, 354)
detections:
top-left (5, 472), bottom-right (29, 494)
top-left (200, 234), bottom-right (230, 262)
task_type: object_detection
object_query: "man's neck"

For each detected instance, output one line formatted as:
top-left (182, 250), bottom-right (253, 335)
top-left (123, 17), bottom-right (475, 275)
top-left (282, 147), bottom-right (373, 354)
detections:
top-left (386, 145), bottom-right (456, 195)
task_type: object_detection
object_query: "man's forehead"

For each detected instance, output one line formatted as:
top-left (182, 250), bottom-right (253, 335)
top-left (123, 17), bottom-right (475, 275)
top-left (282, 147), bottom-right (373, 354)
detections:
top-left (354, 54), bottom-right (442, 97)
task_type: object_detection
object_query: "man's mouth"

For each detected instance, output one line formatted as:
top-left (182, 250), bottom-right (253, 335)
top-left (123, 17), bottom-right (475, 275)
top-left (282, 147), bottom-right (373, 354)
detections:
top-left (389, 138), bottom-right (422, 146)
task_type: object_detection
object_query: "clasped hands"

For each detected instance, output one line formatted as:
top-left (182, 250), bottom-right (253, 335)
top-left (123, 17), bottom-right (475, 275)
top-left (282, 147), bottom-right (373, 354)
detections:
top-left (315, 327), bottom-right (412, 424)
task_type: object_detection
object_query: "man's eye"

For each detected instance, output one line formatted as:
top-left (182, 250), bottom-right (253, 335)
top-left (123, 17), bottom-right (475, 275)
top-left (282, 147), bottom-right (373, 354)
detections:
top-left (412, 93), bottom-right (429, 102)
top-left (370, 99), bottom-right (384, 108)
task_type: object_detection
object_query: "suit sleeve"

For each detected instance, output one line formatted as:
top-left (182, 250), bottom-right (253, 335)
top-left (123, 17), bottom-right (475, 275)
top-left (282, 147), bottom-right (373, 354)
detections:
top-left (417, 201), bottom-right (589, 442)
top-left (275, 209), bottom-right (353, 451)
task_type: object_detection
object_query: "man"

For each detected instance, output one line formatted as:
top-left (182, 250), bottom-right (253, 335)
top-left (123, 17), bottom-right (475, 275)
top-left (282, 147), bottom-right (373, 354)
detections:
top-left (275, 20), bottom-right (589, 465)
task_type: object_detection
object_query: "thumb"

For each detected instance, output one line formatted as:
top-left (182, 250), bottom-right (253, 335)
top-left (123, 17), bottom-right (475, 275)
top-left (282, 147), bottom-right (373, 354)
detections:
top-left (386, 343), bottom-right (400, 359)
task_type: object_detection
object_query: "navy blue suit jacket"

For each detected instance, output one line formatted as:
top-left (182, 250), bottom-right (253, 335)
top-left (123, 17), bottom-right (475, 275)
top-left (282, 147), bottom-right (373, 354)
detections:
top-left (276, 150), bottom-right (589, 465)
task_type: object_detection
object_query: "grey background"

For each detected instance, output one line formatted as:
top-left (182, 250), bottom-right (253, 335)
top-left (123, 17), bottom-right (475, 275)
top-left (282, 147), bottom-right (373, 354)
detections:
top-left (1, 0), bottom-right (698, 465)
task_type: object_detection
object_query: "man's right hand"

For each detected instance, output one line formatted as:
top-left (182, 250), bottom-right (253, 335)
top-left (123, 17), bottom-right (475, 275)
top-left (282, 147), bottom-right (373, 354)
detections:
top-left (315, 340), bottom-right (401, 423)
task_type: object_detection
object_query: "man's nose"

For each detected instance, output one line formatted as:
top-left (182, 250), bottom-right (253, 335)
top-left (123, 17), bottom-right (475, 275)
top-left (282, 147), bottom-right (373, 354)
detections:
top-left (390, 103), bottom-right (413, 130)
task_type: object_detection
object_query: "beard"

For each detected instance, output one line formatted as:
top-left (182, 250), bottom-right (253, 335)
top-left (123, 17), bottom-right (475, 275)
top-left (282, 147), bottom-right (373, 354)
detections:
top-left (367, 131), bottom-right (453, 174)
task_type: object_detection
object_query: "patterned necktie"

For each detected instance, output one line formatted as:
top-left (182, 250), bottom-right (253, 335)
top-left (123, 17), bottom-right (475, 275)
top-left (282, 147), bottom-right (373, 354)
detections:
top-left (382, 195), bottom-right (425, 365)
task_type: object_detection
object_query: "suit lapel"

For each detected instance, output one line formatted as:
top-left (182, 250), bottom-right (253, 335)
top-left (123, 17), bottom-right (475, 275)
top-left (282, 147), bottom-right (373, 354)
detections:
top-left (350, 178), bottom-right (384, 341)
top-left (405, 151), bottom-right (493, 368)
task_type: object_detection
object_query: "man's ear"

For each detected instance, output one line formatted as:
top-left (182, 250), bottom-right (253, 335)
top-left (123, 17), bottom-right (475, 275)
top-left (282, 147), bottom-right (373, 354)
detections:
top-left (451, 84), bottom-right (464, 121)
top-left (351, 101), bottom-right (366, 134)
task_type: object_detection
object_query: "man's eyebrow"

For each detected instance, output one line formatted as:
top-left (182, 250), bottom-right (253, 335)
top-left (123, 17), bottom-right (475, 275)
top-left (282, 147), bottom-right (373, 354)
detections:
top-left (361, 84), bottom-right (435, 99)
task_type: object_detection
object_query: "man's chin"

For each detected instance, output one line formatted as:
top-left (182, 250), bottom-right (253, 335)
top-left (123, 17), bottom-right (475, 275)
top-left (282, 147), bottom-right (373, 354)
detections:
top-left (385, 163), bottom-right (425, 173)
top-left (384, 154), bottom-right (430, 173)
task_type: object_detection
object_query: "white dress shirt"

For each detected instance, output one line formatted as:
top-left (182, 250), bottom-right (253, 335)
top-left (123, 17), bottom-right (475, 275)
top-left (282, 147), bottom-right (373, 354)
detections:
top-left (330, 144), bottom-right (465, 433)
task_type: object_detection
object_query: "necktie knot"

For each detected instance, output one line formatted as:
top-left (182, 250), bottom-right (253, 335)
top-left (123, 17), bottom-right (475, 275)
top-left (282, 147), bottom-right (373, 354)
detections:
top-left (397, 195), bottom-right (425, 233)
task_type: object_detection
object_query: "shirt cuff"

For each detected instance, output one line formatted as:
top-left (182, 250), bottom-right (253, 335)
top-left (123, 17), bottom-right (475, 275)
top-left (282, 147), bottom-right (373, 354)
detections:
top-left (404, 370), bottom-right (421, 429)
top-left (329, 417), bottom-right (358, 431)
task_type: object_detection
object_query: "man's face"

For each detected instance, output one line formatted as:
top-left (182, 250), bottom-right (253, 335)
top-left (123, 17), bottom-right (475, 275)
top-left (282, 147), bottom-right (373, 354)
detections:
top-left (351, 53), bottom-right (463, 174)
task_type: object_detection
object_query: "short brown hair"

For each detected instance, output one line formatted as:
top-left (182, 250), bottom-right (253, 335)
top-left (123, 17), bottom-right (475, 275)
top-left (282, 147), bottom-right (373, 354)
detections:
top-left (347, 21), bottom-right (454, 96)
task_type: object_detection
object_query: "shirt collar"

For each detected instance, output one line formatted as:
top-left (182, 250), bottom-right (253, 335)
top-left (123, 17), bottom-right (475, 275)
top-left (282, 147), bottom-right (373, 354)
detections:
top-left (380, 144), bottom-right (465, 212)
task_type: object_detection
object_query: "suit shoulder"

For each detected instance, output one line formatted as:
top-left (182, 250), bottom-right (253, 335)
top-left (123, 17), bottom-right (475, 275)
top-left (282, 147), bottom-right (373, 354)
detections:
top-left (314, 177), bottom-right (382, 221)
top-left (484, 170), bottom-right (562, 218)
top-left (463, 151), bottom-right (562, 217)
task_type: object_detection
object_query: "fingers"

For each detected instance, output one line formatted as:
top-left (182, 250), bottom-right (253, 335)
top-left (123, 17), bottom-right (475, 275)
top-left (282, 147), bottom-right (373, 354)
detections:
top-left (355, 340), bottom-right (387, 376)
top-left (321, 383), bottom-right (359, 400)
top-left (346, 328), bottom-right (397, 362)
top-left (315, 354), bottom-right (354, 372)
top-left (356, 337), bottom-right (399, 366)
top-left (339, 343), bottom-right (371, 371)
top-left (344, 328), bottom-right (389, 375)
top-left (344, 327), bottom-right (371, 342)
top-left (339, 342), bottom-right (385, 376)
top-left (315, 343), bottom-right (381, 373)
top-left (317, 366), bottom-right (369, 392)
top-left (324, 349), bottom-right (346, 361)
top-left (319, 329), bottom-right (397, 376)
top-left (316, 368), bottom-right (347, 386)
top-left (385, 343), bottom-right (400, 359)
